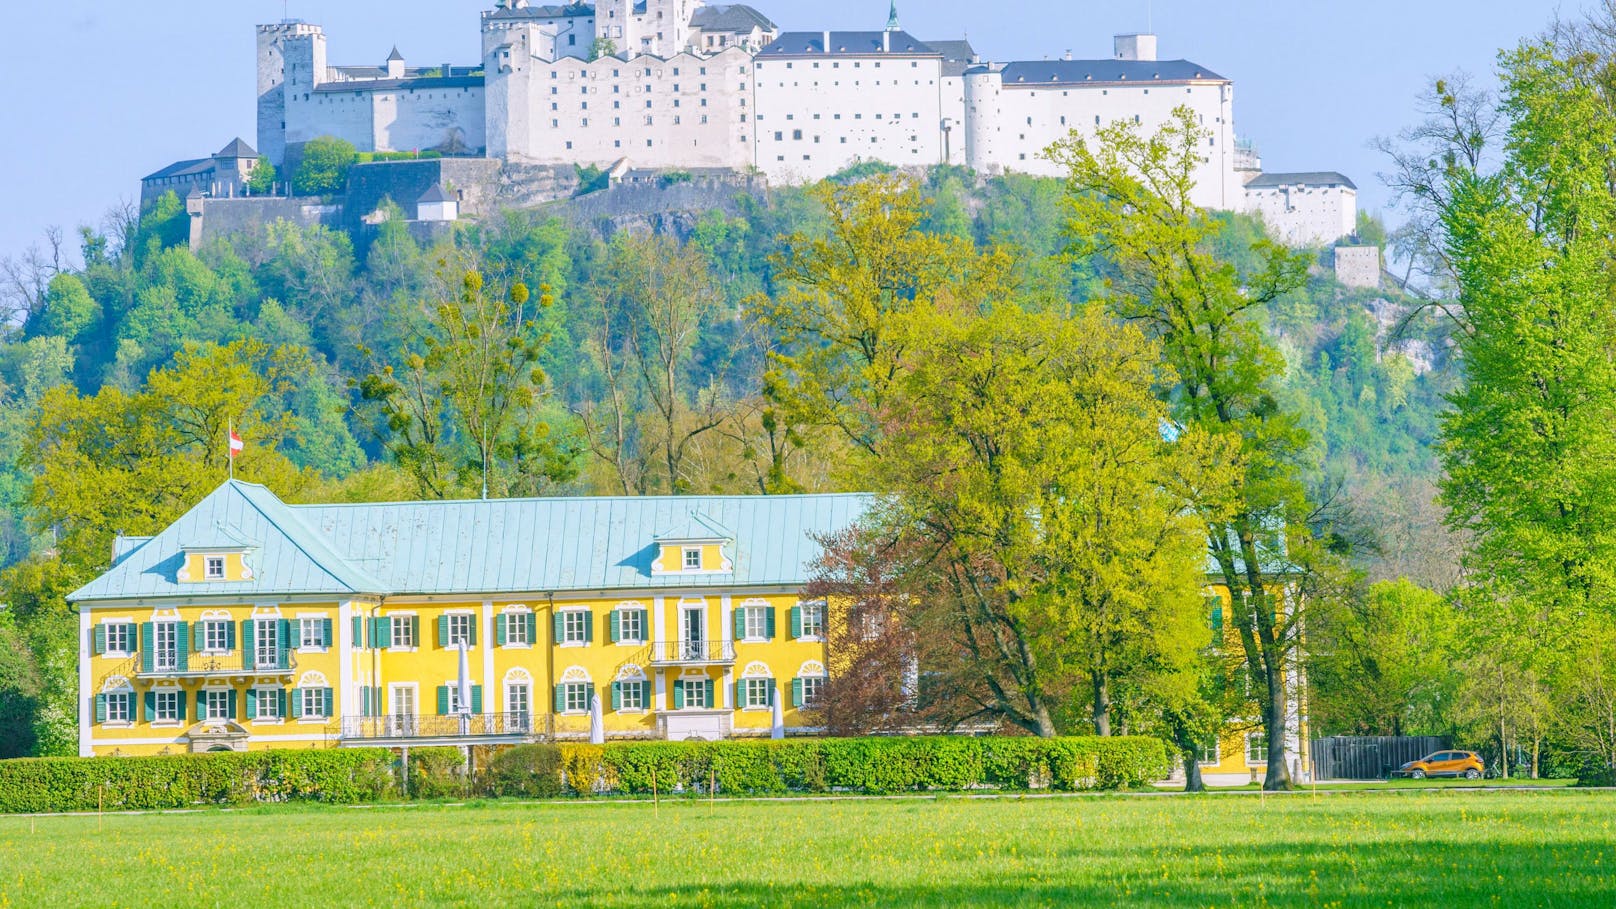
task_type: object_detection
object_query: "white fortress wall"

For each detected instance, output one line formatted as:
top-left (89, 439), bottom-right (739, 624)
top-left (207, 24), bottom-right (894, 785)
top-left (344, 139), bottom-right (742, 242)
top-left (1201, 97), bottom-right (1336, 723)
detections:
top-left (753, 31), bottom-right (945, 185)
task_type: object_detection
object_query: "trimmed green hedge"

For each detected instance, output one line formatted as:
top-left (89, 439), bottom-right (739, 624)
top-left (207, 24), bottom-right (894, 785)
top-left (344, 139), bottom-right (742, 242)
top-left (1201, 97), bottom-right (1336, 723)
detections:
top-left (0, 749), bottom-right (395, 813)
top-left (553, 736), bottom-right (1166, 797)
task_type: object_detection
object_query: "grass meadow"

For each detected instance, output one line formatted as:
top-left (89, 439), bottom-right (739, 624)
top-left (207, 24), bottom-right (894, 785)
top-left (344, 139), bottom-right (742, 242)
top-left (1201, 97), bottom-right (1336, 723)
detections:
top-left (2, 789), bottom-right (1614, 907)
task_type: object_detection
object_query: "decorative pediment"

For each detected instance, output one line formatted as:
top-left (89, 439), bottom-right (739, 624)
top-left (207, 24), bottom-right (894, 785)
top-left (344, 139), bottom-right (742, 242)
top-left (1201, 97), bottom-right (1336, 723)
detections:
top-left (651, 511), bottom-right (735, 575)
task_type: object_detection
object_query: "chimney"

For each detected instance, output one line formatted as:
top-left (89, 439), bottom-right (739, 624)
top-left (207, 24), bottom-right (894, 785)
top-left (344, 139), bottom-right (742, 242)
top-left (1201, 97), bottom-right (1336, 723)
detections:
top-left (823, 29), bottom-right (831, 53)
top-left (1114, 34), bottom-right (1157, 62)
top-left (883, 30), bottom-right (890, 53)
top-left (1062, 50), bottom-right (1072, 61)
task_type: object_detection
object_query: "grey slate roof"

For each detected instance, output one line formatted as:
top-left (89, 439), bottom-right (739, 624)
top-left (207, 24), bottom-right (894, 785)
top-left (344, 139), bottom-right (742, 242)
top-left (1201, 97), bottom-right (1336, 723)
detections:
top-left (990, 59), bottom-right (1228, 86)
top-left (1245, 171), bottom-right (1358, 190)
top-left (314, 74), bottom-right (485, 94)
top-left (387, 46), bottom-right (406, 62)
top-left (69, 481), bottom-right (874, 603)
top-left (215, 138), bottom-right (257, 160)
top-left (418, 183), bottom-right (454, 204)
top-left (691, 4), bottom-right (776, 32)
top-left (758, 31), bottom-right (938, 58)
top-left (142, 157), bottom-right (216, 182)
top-left (485, 2), bottom-right (595, 20)
top-left (927, 39), bottom-right (977, 78)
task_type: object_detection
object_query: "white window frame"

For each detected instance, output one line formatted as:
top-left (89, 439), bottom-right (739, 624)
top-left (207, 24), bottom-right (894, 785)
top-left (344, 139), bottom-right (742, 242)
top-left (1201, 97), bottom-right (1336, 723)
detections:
top-left (681, 678), bottom-right (709, 709)
top-left (561, 610), bottom-right (589, 646)
top-left (743, 605), bottom-right (767, 641)
top-left (504, 611), bottom-right (530, 647)
top-left (618, 678), bottom-right (646, 711)
top-left (254, 687), bottom-right (282, 722)
top-left (1246, 733), bottom-right (1269, 765)
top-left (299, 617), bottom-right (326, 652)
top-left (104, 622), bottom-right (135, 656)
top-left (202, 619), bottom-right (230, 654)
top-left (105, 690), bottom-right (133, 724)
top-left (204, 556), bottom-right (226, 580)
top-left (682, 546), bottom-right (702, 571)
top-left (154, 621), bottom-right (180, 671)
top-left (1198, 737), bottom-right (1221, 768)
top-left (152, 689), bottom-right (181, 724)
top-left (562, 681), bottom-right (590, 714)
top-left (391, 615), bottom-right (416, 650)
top-left (300, 687), bottom-right (328, 720)
top-left (743, 677), bottom-right (771, 710)
top-left (617, 608), bottom-right (645, 645)
top-left (447, 613), bottom-right (475, 647)
top-left (800, 675), bottom-right (825, 707)
top-left (800, 601), bottom-right (826, 639)
top-left (201, 688), bottom-right (231, 722)
top-left (507, 682), bottom-right (531, 720)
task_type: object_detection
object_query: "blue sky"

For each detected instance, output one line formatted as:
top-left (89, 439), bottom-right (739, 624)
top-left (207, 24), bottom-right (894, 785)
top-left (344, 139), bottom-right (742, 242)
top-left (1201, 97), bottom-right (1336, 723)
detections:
top-left (0, 0), bottom-right (1565, 258)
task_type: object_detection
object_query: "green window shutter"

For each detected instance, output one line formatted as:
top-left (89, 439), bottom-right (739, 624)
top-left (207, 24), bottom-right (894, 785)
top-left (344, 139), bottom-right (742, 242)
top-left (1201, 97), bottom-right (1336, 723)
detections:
top-left (277, 620), bottom-right (292, 663)
top-left (733, 607), bottom-right (746, 640)
top-left (192, 622), bottom-right (205, 653)
top-left (611, 681), bottom-right (622, 711)
top-left (525, 612), bottom-right (537, 644)
top-left (94, 694), bottom-right (107, 724)
top-left (554, 684), bottom-right (566, 714)
top-left (792, 678), bottom-right (804, 708)
top-left (790, 606), bottom-right (803, 639)
top-left (290, 688), bottom-right (303, 718)
top-left (322, 618), bottom-right (333, 648)
top-left (226, 621), bottom-right (237, 651)
top-left (228, 689), bottom-right (239, 721)
top-left (140, 622), bottom-right (155, 673)
top-left (175, 691), bottom-right (188, 722)
top-left (93, 624), bottom-right (107, 655)
top-left (552, 611), bottom-right (565, 644)
top-left (193, 690), bottom-right (205, 722)
top-left (583, 611), bottom-right (594, 644)
top-left (468, 617), bottom-right (478, 647)
top-left (703, 679), bottom-right (714, 708)
top-left (767, 679), bottom-right (776, 706)
top-left (735, 679), bottom-right (747, 707)
top-left (359, 687), bottom-right (371, 718)
top-left (241, 621), bottom-right (255, 670)
top-left (373, 617), bottom-right (392, 649)
top-left (471, 685), bottom-right (484, 714)
top-left (610, 609), bottom-right (622, 644)
top-left (322, 688), bottom-right (335, 719)
top-left (673, 682), bottom-right (685, 710)
top-left (437, 615), bottom-right (449, 648)
top-left (765, 607), bottom-right (777, 641)
top-left (175, 624), bottom-right (190, 672)
top-left (352, 616), bottom-right (363, 649)
top-left (247, 688), bottom-right (259, 720)
top-left (437, 686), bottom-right (450, 716)
top-left (640, 680), bottom-right (652, 705)
top-left (277, 689), bottom-right (288, 719)
top-left (144, 690), bottom-right (157, 721)
top-left (585, 683), bottom-right (596, 710)
top-left (496, 614), bottom-right (508, 647)
top-left (409, 617), bottom-right (420, 646)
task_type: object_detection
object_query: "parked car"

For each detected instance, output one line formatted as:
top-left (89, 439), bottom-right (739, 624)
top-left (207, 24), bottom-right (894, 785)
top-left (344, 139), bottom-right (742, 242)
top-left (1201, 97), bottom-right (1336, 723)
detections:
top-left (1394, 750), bottom-right (1484, 780)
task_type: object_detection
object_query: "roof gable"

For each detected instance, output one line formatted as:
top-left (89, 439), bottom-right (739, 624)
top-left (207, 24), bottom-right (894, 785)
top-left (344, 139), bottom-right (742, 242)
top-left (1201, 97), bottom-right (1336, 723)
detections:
top-left (759, 31), bottom-right (938, 58)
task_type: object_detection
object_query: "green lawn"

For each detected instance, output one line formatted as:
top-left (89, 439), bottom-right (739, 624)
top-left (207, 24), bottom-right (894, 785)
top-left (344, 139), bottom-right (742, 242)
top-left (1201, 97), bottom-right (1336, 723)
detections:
top-left (3, 790), bottom-right (1615, 907)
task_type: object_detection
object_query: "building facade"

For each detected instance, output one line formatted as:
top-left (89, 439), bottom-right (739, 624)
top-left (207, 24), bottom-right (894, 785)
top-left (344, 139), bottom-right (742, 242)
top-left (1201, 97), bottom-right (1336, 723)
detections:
top-left (71, 481), bottom-right (864, 756)
top-left (233, 1), bottom-right (1339, 216)
top-left (1242, 171), bottom-right (1358, 247)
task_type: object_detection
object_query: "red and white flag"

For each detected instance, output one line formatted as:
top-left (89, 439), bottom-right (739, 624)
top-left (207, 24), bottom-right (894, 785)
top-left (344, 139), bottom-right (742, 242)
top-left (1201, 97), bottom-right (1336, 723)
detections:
top-left (228, 429), bottom-right (244, 459)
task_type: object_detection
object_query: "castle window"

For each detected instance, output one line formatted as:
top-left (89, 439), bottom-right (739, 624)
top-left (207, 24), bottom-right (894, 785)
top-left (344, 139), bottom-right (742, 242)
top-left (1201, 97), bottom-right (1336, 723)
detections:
top-left (204, 556), bottom-right (225, 580)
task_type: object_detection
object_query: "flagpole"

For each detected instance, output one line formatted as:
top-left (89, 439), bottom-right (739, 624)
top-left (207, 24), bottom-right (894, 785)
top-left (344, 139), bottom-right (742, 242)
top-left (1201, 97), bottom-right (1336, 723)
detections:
top-left (228, 418), bottom-right (235, 482)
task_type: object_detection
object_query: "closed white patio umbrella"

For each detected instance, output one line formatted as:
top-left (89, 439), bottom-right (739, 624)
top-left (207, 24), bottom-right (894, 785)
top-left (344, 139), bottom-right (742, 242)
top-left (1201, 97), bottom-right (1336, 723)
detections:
top-left (589, 693), bottom-right (606, 745)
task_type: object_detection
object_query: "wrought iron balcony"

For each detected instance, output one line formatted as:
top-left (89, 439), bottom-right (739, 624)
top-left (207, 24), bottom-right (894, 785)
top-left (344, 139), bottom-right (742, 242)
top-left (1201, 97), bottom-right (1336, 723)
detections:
top-left (645, 640), bottom-right (736, 667)
top-left (115, 651), bottom-right (297, 681)
top-left (340, 713), bottom-right (539, 743)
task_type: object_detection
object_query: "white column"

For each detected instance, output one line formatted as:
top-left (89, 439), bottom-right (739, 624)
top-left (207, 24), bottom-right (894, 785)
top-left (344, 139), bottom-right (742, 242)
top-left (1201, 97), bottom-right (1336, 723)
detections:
top-left (482, 600), bottom-right (495, 713)
top-left (78, 605), bottom-right (93, 757)
top-left (652, 596), bottom-right (667, 710)
top-left (337, 599), bottom-right (354, 720)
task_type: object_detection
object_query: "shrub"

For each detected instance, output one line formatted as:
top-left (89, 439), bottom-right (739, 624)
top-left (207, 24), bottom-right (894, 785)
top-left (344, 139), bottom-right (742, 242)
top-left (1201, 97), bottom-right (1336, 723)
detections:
top-left (0, 749), bottom-right (395, 814)
top-left (293, 136), bottom-right (359, 196)
top-left (489, 745), bottom-right (563, 799)
top-left (245, 157), bottom-right (276, 195)
top-left (404, 747), bottom-right (467, 800)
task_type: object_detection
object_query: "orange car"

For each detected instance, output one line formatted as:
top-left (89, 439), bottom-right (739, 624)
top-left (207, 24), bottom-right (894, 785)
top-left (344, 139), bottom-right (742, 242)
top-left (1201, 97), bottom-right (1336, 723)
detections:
top-left (1395, 750), bottom-right (1485, 780)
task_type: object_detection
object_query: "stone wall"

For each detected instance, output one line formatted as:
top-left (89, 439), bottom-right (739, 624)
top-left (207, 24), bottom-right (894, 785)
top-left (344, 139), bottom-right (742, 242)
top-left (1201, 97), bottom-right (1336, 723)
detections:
top-left (344, 158), bottom-right (504, 227)
top-left (554, 170), bottom-right (767, 239)
top-left (192, 197), bottom-right (342, 250)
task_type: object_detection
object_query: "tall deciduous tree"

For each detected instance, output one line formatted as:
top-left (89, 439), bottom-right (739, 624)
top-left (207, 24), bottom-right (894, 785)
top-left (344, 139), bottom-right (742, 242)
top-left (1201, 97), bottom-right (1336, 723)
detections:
top-left (1049, 106), bottom-right (1314, 789)
top-left (356, 260), bottom-right (575, 500)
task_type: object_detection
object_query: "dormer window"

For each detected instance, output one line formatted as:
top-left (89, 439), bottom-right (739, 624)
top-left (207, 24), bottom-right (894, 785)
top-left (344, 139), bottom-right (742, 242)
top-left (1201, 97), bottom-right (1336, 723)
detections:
top-left (683, 547), bottom-right (702, 571)
top-left (205, 556), bottom-right (226, 580)
top-left (651, 512), bottom-right (735, 576)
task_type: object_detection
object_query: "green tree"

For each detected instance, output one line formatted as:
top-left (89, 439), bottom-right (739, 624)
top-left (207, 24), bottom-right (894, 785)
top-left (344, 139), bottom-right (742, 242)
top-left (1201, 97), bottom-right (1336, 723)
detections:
top-left (293, 137), bottom-right (359, 196)
top-left (356, 260), bottom-right (576, 500)
top-left (1049, 106), bottom-right (1315, 789)
top-left (246, 157), bottom-right (277, 195)
top-left (1307, 578), bottom-right (1457, 736)
top-left (32, 274), bottom-right (100, 342)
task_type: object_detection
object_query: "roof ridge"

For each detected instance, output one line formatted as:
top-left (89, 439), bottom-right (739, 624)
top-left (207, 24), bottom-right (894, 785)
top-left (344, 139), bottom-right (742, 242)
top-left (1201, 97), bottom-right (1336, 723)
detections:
top-left (229, 483), bottom-right (389, 594)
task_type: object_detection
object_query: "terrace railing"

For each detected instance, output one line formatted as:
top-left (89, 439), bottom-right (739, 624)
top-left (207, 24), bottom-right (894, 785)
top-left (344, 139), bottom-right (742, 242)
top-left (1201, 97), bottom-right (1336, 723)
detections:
top-left (340, 712), bottom-right (540, 742)
top-left (644, 640), bottom-right (737, 667)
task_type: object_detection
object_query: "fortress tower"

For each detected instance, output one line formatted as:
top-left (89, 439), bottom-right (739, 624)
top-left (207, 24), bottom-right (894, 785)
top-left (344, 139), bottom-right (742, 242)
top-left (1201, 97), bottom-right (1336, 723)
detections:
top-left (257, 21), bottom-right (327, 166)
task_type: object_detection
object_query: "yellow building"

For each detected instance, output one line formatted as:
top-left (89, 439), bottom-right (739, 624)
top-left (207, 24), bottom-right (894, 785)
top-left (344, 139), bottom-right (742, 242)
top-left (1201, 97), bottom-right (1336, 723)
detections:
top-left (71, 481), bottom-right (862, 756)
top-left (1195, 584), bottom-right (1311, 786)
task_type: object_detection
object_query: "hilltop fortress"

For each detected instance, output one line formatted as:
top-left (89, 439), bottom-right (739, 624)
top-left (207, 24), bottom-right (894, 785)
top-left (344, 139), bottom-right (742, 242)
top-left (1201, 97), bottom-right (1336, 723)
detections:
top-left (150, 2), bottom-right (1363, 252)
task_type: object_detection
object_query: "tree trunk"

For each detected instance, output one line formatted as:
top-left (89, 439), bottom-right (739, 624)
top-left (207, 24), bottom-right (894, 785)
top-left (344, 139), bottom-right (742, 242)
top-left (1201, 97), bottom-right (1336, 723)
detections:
top-left (1262, 658), bottom-right (1294, 791)
top-left (1091, 671), bottom-right (1111, 736)
top-left (1182, 749), bottom-right (1205, 793)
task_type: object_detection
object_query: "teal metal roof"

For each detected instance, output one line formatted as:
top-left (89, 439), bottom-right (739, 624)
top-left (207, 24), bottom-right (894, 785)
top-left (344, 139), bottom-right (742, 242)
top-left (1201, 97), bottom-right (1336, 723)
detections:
top-left (655, 511), bottom-right (732, 542)
top-left (69, 481), bottom-right (874, 603)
